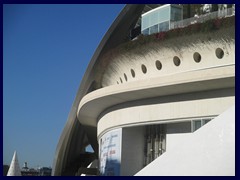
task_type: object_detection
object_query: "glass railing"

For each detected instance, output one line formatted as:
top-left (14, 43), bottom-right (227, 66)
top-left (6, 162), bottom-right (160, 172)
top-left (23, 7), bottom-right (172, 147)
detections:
top-left (170, 7), bottom-right (235, 30)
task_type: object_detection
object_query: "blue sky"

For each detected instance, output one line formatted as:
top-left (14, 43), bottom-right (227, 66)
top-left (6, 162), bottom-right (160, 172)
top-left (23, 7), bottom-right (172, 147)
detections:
top-left (3, 4), bottom-right (125, 168)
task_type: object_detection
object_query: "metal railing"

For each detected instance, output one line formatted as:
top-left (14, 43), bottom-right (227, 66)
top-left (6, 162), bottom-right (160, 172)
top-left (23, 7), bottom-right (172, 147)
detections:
top-left (170, 7), bottom-right (235, 30)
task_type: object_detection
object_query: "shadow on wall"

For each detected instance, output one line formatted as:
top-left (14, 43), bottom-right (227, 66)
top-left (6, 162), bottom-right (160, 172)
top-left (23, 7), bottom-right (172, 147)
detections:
top-left (100, 159), bottom-right (120, 176)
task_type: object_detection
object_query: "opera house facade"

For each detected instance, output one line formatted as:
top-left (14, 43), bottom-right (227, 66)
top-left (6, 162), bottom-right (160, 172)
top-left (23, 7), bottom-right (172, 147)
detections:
top-left (52, 4), bottom-right (235, 176)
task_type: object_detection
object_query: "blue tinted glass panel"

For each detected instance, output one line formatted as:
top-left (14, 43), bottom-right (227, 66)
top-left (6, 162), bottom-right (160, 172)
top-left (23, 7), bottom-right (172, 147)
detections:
top-left (142, 5), bottom-right (170, 30)
top-left (142, 14), bottom-right (150, 30)
top-left (159, 21), bottom-right (169, 32)
top-left (193, 120), bottom-right (201, 131)
top-left (171, 6), bottom-right (182, 21)
top-left (203, 119), bottom-right (211, 125)
top-left (142, 28), bottom-right (149, 35)
top-left (158, 6), bottom-right (170, 22)
top-left (149, 11), bottom-right (159, 26)
top-left (149, 24), bottom-right (158, 34)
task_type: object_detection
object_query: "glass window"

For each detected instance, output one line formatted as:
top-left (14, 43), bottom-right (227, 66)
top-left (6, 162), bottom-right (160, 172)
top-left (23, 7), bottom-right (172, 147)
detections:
top-left (158, 5), bottom-right (170, 22)
top-left (202, 118), bottom-right (211, 125)
top-left (149, 11), bottom-right (159, 26)
top-left (191, 118), bottom-right (214, 132)
top-left (171, 6), bottom-right (182, 21)
top-left (142, 28), bottom-right (149, 35)
top-left (149, 24), bottom-right (158, 34)
top-left (141, 5), bottom-right (182, 35)
top-left (142, 14), bottom-right (150, 30)
top-left (192, 120), bottom-right (201, 132)
top-left (142, 5), bottom-right (170, 31)
top-left (159, 21), bottom-right (169, 32)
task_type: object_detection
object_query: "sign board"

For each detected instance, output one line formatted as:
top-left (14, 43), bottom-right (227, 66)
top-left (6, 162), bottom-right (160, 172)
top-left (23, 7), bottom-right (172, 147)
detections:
top-left (99, 128), bottom-right (122, 176)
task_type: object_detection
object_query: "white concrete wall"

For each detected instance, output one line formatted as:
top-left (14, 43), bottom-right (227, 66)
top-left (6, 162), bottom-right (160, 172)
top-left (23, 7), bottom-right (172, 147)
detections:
top-left (135, 105), bottom-right (235, 176)
top-left (98, 88), bottom-right (234, 137)
top-left (102, 122), bottom-right (192, 176)
top-left (102, 27), bottom-right (234, 87)
top-left (166, 122), bottom-right (192, 151)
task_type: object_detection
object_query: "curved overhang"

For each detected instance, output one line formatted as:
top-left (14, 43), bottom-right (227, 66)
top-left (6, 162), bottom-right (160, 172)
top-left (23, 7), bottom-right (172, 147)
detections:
top-left (52, 4), bottom-right (146, 176)
top-left (77, 65), bottom-right (235, 136)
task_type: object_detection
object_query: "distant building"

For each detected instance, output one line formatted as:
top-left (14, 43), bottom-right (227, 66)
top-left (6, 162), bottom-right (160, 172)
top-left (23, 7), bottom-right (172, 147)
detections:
top-left (21, 162), bottom-right (38, 176)
top-left (21, 162), bottom-right (52, 176)
top-left (6, 153), bottom-right (51, 176)
top-left (38, 167), bottom-right (52, 176)
top-left (21, 169), bottom-right (38, 176)
top-left (21, 162), bottom-right (29, 172)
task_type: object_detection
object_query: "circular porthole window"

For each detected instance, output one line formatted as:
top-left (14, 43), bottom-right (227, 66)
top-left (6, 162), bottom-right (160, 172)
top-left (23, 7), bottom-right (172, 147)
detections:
top-left (173, 56), bottom-right (181, 66)
top-left (193, 52), bottom-right (201, 63)
top-left (155, 60), bottom-right (162, 70)
top-left (141, 64), bottom-right (147, 74)
top-left (215, 48), bottom-right (224, 59)
top-left (131, 69), bottom-right (135, 78)
top-left (124, 73), bottom-right (128, 81)
top-left (120, 77), bottom-right (123, 83)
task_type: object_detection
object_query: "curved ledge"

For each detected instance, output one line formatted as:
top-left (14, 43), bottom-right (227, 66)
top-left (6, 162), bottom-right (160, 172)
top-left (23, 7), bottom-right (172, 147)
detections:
top-left (97, 88), bottom-right (234, 137)
top-left (77, 65), bottom-right (235, 129)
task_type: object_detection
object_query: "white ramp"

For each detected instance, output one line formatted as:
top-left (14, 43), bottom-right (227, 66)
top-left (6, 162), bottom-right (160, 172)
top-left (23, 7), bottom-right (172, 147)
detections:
top-left (135, 105), bottom-right (235, 176)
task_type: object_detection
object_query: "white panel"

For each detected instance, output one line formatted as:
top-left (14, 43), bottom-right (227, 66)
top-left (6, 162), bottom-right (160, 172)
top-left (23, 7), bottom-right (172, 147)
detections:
top-left (135, 106), bottom-right (235, 176)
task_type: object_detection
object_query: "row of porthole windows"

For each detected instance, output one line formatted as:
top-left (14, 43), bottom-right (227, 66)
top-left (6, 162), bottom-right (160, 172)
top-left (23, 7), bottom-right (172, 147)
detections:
top-left (174, 48), bottom-right (224, 66)
top-left (116, 48), bottom-right (225, 84)
top-left (117, 63), bottom-right (161, 84)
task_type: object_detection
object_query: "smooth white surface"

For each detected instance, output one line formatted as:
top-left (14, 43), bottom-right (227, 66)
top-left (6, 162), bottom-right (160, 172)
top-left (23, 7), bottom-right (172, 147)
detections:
top-left (98, 90), bottom-right (234, 137)
top-left (135, 105), bottom-right (235, 176)
top-left (7, 151), bottom-right (22, 176)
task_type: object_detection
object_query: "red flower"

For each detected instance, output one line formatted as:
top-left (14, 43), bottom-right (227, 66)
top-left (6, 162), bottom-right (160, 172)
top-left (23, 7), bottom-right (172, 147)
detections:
top-left (214, 18), bottom-right (222, 29)
top-left (156, 32), bottom-right (166, 40)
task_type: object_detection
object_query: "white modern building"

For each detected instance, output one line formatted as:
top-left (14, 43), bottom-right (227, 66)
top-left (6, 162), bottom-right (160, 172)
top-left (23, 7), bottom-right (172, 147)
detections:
top-left (52, 4), bottom-right (235, 176)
